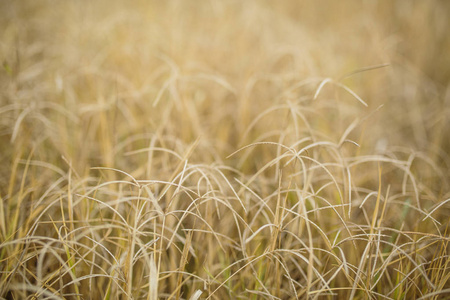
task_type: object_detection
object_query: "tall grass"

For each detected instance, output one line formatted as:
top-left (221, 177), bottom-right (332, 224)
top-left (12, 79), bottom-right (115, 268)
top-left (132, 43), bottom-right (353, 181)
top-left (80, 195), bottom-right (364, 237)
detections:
top-left (0, 1), bottom-right (449, 299)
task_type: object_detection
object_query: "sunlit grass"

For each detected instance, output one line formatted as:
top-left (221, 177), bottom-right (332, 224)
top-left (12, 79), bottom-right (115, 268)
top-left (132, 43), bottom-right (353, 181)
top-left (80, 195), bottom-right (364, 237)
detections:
top-left (0, 1), bottom-right (449, 299)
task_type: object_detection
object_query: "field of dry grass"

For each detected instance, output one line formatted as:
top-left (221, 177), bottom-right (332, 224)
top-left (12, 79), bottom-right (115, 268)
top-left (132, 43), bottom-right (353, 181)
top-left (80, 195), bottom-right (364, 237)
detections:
top-left (1, 1), bottom-right (449, 299)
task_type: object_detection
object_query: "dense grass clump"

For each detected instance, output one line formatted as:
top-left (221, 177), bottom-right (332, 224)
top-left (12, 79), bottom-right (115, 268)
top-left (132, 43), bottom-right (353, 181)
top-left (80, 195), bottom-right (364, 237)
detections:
top-left (0, 1), bottom-right (449, 299)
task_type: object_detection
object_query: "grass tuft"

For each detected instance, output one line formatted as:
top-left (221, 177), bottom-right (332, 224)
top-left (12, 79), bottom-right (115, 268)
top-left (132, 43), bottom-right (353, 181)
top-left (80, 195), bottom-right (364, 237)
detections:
top-left (1, 1), bottom-right (449, 299)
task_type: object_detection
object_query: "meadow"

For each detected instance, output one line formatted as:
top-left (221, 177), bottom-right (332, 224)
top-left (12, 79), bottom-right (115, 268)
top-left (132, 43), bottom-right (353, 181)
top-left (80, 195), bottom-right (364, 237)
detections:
top-left (0, 1), bottom-right (449, 299)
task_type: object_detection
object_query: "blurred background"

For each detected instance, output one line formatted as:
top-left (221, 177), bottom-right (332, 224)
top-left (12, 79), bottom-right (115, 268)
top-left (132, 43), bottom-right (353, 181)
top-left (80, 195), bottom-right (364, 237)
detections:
top-left (1, 0), bottom-right (449, 167)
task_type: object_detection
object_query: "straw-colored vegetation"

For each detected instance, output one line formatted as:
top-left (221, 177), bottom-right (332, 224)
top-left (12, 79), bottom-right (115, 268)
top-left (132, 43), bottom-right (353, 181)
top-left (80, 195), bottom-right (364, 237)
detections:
top-left (1, 1), bottom-right (449, 299)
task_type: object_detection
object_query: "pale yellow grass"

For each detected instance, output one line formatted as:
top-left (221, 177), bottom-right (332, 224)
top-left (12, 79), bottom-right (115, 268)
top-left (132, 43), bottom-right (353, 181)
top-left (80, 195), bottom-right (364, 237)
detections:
top-left (0, 1), bottom-right (449, 299)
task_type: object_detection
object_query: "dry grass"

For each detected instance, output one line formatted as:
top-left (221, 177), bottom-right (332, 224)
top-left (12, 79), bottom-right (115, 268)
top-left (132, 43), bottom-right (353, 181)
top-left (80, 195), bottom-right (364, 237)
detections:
top-left (1, 1), bottom-right (449, 299)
